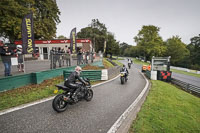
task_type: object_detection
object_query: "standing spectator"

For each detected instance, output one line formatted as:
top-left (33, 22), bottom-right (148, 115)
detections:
top-left (50, 47), bottom-right (56, 69)
top-left (0, 44), bottom-right (14, 76)
top-left (77, 49), bottom-right (82, 65)
top-left (16, 45), bottom-right (24, 72)
top-left (58, 47), bottom-right (62, 67)
top-left (91, 52), bottom-right (94, 63)
top-left (86, 50), bottom-right (89, 64)
top-left (65, 48), bottom-right (71, 66)
top-left (82, 50), bottom-right (86, 64)
top-left (61, 48), bottom-right (65, 66)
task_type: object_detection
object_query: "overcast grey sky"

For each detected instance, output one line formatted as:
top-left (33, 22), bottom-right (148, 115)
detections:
top-left (56, 0), bottom-right (200, 45)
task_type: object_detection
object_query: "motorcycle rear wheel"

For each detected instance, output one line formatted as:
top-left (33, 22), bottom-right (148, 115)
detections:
top-left (52, 94), bottom-right (68, 112)
top-left (84, 89), bottom-right (93, 101)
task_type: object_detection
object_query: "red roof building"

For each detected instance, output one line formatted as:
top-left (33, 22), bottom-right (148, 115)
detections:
top-left (14, 39), bottom-right (93, 60)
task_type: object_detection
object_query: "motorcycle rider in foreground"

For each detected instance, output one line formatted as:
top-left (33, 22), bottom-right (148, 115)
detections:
top-left (64, 66), bottom-right (87, 102)
top-left (120, 64), bottom-right (129, 80)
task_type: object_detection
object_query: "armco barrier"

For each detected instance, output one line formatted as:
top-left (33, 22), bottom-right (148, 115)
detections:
top-left (0, 60), bottom-right (105, 92)
top-left (0, 74), bottom-right (33, 91)
top-left (63, 70), bottom-right (102, 81)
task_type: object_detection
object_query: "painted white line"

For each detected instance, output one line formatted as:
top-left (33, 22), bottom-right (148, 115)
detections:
top-left (0, 96), bottom-right (55, 116)
top-left (92, 74), bottom-right (120, 88)
top-left (0, 74), bottom-right (120, 116)
top-left (107, 72), bottom-right (149, 133)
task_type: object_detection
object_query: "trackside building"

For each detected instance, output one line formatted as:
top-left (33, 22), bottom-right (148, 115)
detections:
top-left (14, 39), bottom-right (93, 60)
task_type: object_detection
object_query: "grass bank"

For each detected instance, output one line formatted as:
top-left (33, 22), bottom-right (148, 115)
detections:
top-left (112, 60), bottom-right (123, 66)
top-left (132, 58), bottom-right (150, 65)
top-left (0, 76), bottom-right (63, 111)
top-left (129, 80), bottom-right (200, 133)
top-left (171, 69), bottom-right (200, 78)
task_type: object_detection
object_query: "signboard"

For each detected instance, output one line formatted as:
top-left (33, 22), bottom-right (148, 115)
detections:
top-left (22, 13), bottom-right (35, 54)
top-left (70, 28), bottom-right (77, 53)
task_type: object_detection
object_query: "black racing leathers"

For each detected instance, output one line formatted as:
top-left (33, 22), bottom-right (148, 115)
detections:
top-left (64, 71), bottom-right (85, 101)
top-left (120, 67), bottom-right (129, 79)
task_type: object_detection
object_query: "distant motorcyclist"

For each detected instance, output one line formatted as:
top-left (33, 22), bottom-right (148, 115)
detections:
top-left (120, 64), bottom-right (129, 79)
top-left (128, 58), bottom-right (132, 69)
top-left (64, 66), bottom-right (87, 102)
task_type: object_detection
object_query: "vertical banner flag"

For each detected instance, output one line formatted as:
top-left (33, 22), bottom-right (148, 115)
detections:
top-left (22, 13), bottom-right (35, 54)
top-left (70, 28), bottom-right (77, 53)
top-left (103, 40), bottom-right (107, 53)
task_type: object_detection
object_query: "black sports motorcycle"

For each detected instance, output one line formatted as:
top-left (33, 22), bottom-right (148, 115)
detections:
top-left (52, 77), bottom-right (93, 113)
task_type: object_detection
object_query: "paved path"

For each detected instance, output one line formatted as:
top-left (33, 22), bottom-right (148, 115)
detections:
top-left (0, 61), bottom-right (146, 133)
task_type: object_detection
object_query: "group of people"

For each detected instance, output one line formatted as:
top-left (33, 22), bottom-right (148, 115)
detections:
top-left (0, 43), bottom-right (24, 77)
top-left (77, 49), bottom-right (94, 65)
top-left (50, 47), bottom-right (95, 69)
top-left (50, 47), bottom-right (71, 69)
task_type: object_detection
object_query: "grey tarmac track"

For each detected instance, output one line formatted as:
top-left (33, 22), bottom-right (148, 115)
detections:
top-left (133, 63), bottom-right (200, 87)
top-left (0, 61), bottom-right (147, 133)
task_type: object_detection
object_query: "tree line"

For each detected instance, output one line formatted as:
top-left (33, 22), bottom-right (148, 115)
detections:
top-left (121, 25), bottom-right (200, 70)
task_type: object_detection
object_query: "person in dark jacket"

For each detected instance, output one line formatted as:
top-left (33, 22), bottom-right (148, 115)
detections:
top-left (64, 66), bottom-right (87, 102)
top-left (0, 44), bottom-right (14, 76)
top-left (120, 64), bottom-right (129, 79)
top-left (16, 45), bottom-right (24, 72)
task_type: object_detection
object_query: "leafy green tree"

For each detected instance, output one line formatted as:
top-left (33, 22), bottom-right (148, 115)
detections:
top-left (77, 19), bottom-right (107, 52)
top-left (57, 35), bottom-right (67, 39)
top-left (165, 36), bottom-right (189, 66)
top-left (105, 32), bottom-right (120, 57)
top-left (187, 34), bottom-right (200, 70)
top-left (0, 0), bottom-right (60, 43)
top-left (119, 42), bottom-right (131, 56)
top-left (134, 25), bottom-right (166, 61)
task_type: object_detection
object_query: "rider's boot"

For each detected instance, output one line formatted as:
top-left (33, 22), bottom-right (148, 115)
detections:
top-left (72, 89), bottom-right (79, 103)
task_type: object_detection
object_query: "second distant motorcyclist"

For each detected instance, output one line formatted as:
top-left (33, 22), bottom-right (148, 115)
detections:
top-left (64, 66), bottom-right (87, 102)
top-left (128, 59), bottom-right (132, 68)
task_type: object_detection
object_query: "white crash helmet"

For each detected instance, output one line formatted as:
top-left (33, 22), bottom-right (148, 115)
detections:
top-left (75, 66), bottom-right (82, 72)
top-left (17, 45), bottom-right (22, 49)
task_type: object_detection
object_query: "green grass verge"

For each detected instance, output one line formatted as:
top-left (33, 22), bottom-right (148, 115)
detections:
top-left (171, 69), bottom-right (200, 78)
top-left (103, 58), bottom-right (114, 68)
top-left (0, 76), bottom-right (63, 111)
top-left (130, 80), bottom-right (200, 133)
top-left (0, 76), bottom-right (105, 111)
top-left (132, 58), bottom-right (150, 65)
top-left (112, 60), bottom-right (123, 66)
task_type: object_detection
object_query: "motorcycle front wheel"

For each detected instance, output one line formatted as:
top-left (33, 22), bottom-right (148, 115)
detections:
top-left (52, 94), bottom-right (68, 113)
top-left (121, 77), bottom-right (125, 84)
top-left (84, 89), bottom-right (93, 101)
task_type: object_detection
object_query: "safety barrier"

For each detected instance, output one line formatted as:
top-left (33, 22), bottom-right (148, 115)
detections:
top-left (171, 78), bottom-right (200, 96)
top-left (63, 70), bottom-right (102, 81)
top-left (0, 73), bottom-right (33, 91)
top-left (0, 66), bottom-right (80, 92)
top-left (0, 60), bottom-right (110, 92)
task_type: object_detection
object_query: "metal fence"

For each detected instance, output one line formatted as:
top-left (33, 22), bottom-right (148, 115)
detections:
top-left (0, 53), bottom-right (100, 78)
top-left (171, 78), bottom-right (200, 96)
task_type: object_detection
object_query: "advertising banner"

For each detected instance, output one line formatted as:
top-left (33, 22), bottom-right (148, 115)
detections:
top-left (70, 28), bottom-right (77, 53)
top-left (22, 13), bottom-right (35, 54)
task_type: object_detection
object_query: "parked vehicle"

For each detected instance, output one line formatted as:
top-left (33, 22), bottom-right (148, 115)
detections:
top-left (52, 77), bottom-right (93, 112)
